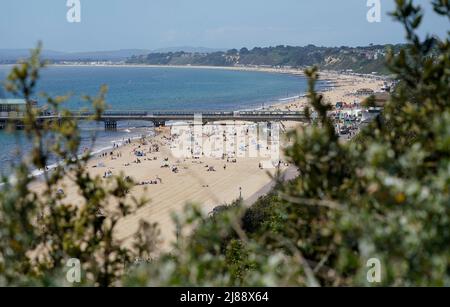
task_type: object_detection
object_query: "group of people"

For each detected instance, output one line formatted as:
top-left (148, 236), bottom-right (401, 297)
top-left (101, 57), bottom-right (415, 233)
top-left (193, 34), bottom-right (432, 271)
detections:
top-left (148, 143), bottom-right (160, 153)
top-left (137, 179), bottom-right (159, 186)
top-left (103, 170), bottom-right (113, 179)
top-left (136, 176), bottom-right (162, 186)
top-left (226, 157), bottom-right (237, 163)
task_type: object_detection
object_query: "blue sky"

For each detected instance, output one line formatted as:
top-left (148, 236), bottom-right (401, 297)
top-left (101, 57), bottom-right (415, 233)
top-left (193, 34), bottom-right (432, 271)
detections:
top-left (0, 0), bottom-right (447, 52)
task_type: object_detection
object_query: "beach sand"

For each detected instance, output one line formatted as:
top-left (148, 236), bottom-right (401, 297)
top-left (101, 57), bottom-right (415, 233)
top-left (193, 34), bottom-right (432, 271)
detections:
top-left (30, 69), bottom-right (385, 252)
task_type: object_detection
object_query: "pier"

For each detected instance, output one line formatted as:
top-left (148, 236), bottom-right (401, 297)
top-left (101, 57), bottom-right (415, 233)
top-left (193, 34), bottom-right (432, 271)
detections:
top-left (0, 110), bottom-right (308, 130)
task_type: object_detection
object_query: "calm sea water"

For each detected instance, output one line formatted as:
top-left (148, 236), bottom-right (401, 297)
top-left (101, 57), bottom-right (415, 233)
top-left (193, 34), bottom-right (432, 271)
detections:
top-left (0, 65), bottom-right (311, 174)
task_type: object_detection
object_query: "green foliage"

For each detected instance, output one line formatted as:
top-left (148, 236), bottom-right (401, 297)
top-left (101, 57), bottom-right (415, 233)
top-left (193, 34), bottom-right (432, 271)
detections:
top-left (126, 44), bottom-right (402, 74)
top-left (124, 0), bottom-right (450, 286)
top-left (0, 44), bottom-right (155, 286)
top-left (0, 0), bottom-right (448, 287)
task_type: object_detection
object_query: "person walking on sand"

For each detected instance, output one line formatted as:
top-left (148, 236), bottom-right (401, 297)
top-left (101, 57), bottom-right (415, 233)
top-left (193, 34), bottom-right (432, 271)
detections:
top-left (156, 175), bottom-right (162, 184)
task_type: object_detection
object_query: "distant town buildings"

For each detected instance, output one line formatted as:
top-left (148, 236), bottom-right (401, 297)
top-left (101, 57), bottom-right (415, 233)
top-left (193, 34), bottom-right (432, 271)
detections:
top-left (0, 99), bottom-right (37, 113)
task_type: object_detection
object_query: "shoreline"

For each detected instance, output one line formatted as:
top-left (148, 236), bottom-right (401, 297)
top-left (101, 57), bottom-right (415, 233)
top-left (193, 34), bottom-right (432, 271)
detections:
top-left (2, 65), bottom-right (385, 252)
top-left (47, 63), bottom-right (308, 76)
top-left (0, 64), bottom-right (322, 179)
top-left (1, 62), bottom-right (389, 83)
top-left (44, 63), bottom-right (389, 80)
top-left (0, 62), bottom-right (321, 119)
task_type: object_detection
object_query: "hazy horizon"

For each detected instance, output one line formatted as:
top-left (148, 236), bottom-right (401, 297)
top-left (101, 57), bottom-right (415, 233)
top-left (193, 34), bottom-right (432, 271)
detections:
top-left (1, 0), bottom-right (448, 52)
top-left (0, 43), bottom-right (406, 55)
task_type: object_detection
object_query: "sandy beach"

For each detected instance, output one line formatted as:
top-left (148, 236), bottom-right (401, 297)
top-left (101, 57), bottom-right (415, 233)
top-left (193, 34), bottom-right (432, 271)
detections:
top-left (30, 68), bottom-right (385, 252)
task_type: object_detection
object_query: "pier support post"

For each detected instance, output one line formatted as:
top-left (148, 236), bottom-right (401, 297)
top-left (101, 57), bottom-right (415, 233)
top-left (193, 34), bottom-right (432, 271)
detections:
top-left (105, 120), bottom-right (117, 130)
top-left (267, 122), bottom-right (272, 137)
top-left (153, 121), bottom-right (166, 128)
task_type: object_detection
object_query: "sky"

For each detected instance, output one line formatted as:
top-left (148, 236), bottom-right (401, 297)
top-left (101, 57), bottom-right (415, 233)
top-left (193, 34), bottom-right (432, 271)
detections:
top-left (0, 0), bottom-right (448, 52)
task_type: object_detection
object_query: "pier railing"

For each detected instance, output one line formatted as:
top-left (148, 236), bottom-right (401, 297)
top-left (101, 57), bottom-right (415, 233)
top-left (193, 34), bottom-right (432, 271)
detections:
top-left (0, 110), bottom-right (308, 130)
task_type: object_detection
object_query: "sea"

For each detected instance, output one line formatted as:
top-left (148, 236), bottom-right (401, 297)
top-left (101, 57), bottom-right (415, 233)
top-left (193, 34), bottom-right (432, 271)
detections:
top-left (0, 65), bottom-right (317, 175)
